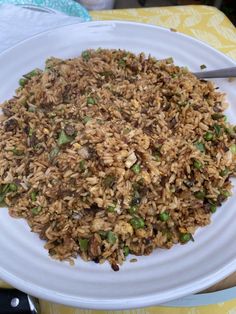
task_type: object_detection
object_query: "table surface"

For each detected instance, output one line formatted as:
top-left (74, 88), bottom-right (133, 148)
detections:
top-left (1, 4), bottom-right (236, 314)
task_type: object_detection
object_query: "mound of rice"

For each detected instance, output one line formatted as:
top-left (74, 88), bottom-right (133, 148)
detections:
top-left (0, 49), bottom-right (236, 270)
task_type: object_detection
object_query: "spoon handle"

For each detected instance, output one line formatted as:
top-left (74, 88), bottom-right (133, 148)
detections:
top-left (193, 66), bottom-right (236, 79)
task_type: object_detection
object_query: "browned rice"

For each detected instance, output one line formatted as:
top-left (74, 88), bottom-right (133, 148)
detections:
top-left (0, 49), bottom-right (236, 270)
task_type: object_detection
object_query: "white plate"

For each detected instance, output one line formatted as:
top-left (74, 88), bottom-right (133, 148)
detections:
top-left (0, 21), bottom-right (236, 310)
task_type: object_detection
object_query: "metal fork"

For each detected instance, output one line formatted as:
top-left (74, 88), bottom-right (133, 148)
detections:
top-left (193, 66), bottom-right (236, 79)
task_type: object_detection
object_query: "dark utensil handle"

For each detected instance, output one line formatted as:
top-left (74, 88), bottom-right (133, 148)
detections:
top-left (0, 289), bottom-right (39, 314)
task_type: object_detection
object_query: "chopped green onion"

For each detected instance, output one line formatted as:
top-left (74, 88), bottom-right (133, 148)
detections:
top-left (45, 58), bottom-right (53, 70)
top-left (23, 69), bottom-right (41, 79)
top-left (210, 204), bottom-right (217, 213)
top-left (118, 59), bottom-right (126, 67)
top-left (58, 130), bottom-right (72, 146)
top-left (220, 168), bottom-right (229, 177)
top-left (99, 71), bottom-right (113, 78)
top-left (131, 163), bottom-right (141, 174)
top-left (31, 206), bottom-right (42, 215)
top-left (12, 147), bottom-right (24, 156)
top-left (30, 191), bottom-right (37, 202)
top-left (99, 230), bottom-right (107, 239)
top-left (128, 205), bottom-right (138, 215)
top-left (180, 233), bottom-right (191, 243)
top-left (103, 175), bottom-right (116, 188)
top-left (29, 128), bottom-right (34, 137)
top-left (3, 184), bottom-right (10, 193)
top-left (211, 113), bottom-right (225, 120)
top-left (213, 124), bottom-right (222, 137)
top-left (9, 183), bottom-right (18, 192)
top-left (0, 195), bottom-right (5, 203)
top-left (194, 191), bottom-right (205, 200)
top-left (49, 147), bottom-right (60, 159)
top-left (79, 238), bottom-right (89, 251)
top-left (130, 217), bottom-right (145, 229)
top-left (230, 144), bottom-right (236, 154)
top-left (87, 97), bottom-right (96, 106)
top-left (225, 127), bottom-right (234, 136)
top-left (159, 211), bottom-right (170, 222)
top-left (193, 159), bottom-right (203, 170)
top-left (194, 141), bottom-right (205, 153)
top-left (132, 181), bottom-right (142, 191)
top-left (123, 246), bottom-right (130, 257)
top-left (107, 205), bottom-right (116, 213)
top-left (0, 194), bottom-right (6, 203)
top-left (166, 57), bottom-right (174, 64)
top-left (0, 184), bottom-right (10, 203)
top-left (96, 119), bottom-right (103, 125)
top-left (28, 105), bottom-right (36, 113)
top-left (178, 101), bottom-right (188, 107)
top-left (81, 50), bottom-right (90, 61)
top-left (19, 78), bottom-right (27, 87)
top-left (204, 132), bottom-right (213, 141)
top-left (153, 150), bottom-right (161, 161)
top-left (83, 116), bottom-right (91, 124)
top-left (221, 190), bottom-right (230, 198)
top-left (79, 160), bottom-right (86, 172)
top-left (107, 231), bottom-right (117, 244)
top-left (0, 183), bottom-right (18, 202)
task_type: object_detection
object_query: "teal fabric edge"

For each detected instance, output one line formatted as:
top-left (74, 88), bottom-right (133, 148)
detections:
top-left (0, 0), bottom-right (91, 19)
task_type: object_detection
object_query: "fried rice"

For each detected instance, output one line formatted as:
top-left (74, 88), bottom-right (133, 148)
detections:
top-left (0, 49), bottom-right (236, 271)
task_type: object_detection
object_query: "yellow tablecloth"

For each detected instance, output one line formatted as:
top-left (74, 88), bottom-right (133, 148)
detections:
top-left (91, 5), bottom-right (236, 60)
top-left (1, 5), bottom-right (236, 314)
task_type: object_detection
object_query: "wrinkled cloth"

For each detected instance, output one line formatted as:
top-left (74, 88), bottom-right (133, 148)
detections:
top-left (0, 4), bottom-right (83, 53)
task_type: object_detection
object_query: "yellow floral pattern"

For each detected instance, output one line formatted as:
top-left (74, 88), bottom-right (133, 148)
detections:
top-left (1, 5), bottom-right (236, 314)
top-left (90, 5), bottom-right (236, 60)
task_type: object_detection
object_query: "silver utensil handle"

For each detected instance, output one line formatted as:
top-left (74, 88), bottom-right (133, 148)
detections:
top-left (193, 66), bottom-right (236, 78)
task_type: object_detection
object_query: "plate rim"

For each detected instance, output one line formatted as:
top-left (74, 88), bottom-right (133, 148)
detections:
top-left (0, 19), bottom-right (236, 64)
top-left (0, 20), bottom-right (236, 310)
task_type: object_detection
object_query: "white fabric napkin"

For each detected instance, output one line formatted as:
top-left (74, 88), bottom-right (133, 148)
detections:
top-left (0, 4), bottom-right (84, 53)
